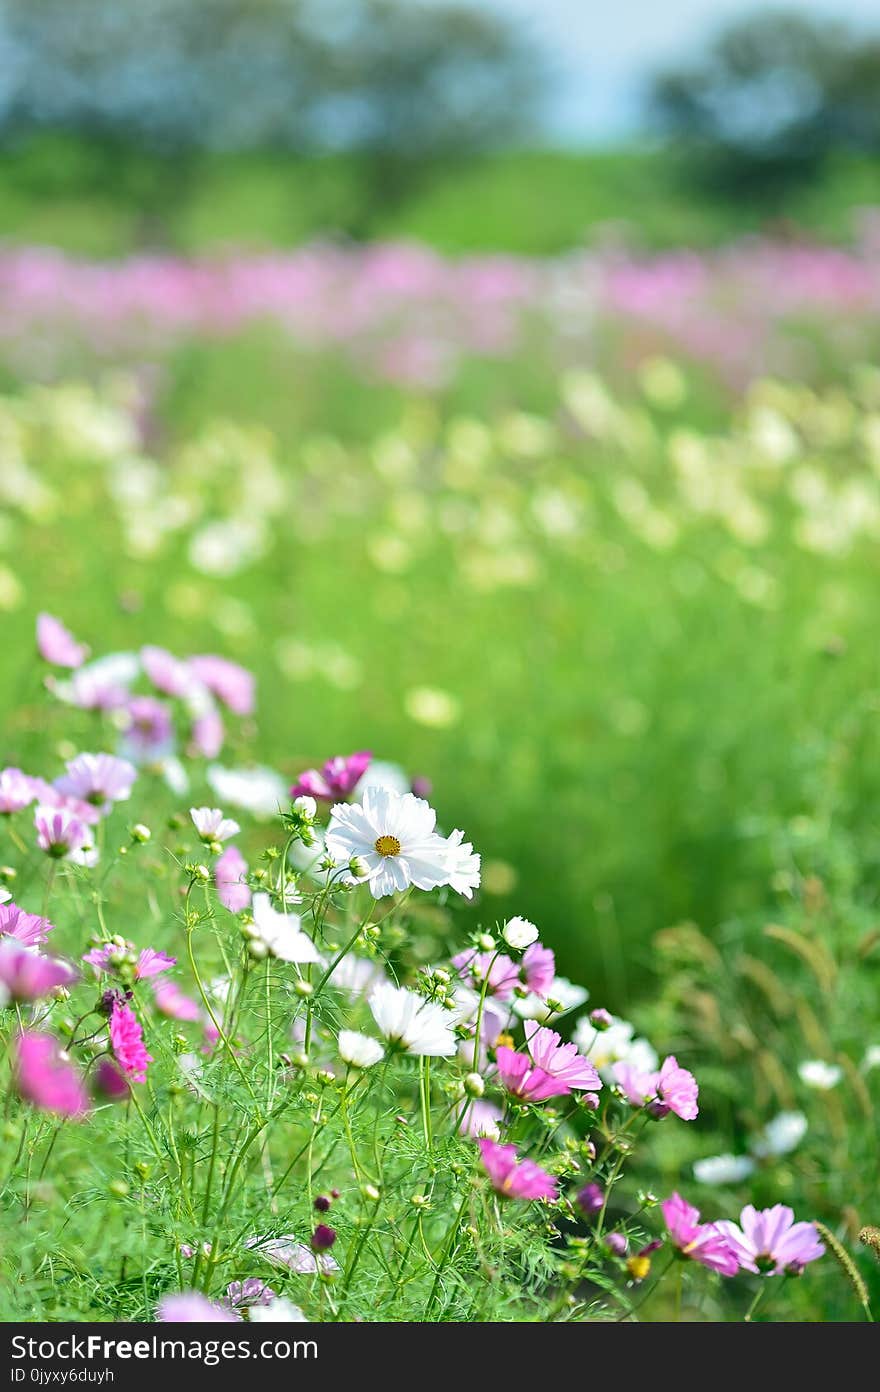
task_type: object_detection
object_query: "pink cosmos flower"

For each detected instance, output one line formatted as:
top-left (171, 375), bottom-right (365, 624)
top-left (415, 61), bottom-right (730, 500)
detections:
top-left (494, 1044), bottom-right (570, 1102)
top-left (15, 1032), bottom-right (89, 1118)
top-left (0, 768), bottom-right (35, 814)
top-left (188, 656), bottom-right (255, 716)
top-left (524, 1021), bottom-right (602, 1091)
top-left (214, 845), bottom-right (251, 912)
top-left (83, 943), bottom-right (175, 981)
top-left (291, 751), bottom-right (372, 802)
top-left (521, 942), bottom-right (556, 997)
top-left (245, 1235), bottom-right (339, 1274)
top-left (715, 1205), bottom-right (825, 1276)
top-left (457, 1098), bottom-right (504, 1140)
top-left (478, 1138), bottom-right (558, 1202)
top-left (190, 806), bottom-right (240, 843)
top-left (153, 978), bottom-right (201, 1022)
top-left (614, 1054), bottom-right (699, 1120)
top-left (55, 753), bottom-right (137, 811)
top-left (157, 1292), bottom-right (241, 1323)
top-left (34, 805), bottom-right (93, 861)
top-left (141, 645), bottom-right (198, 700)
top-left (120, 696), bottom-right (174, 761)
top-left (190, 709), bottom-right (224, 760)
top-left (224, 1279), bottom-right (277, 1311)
top-left (37, 613), bottom-right (89, 668)
top-left (0, 942), bottom-right (77, 1001)
top-left (28, 779), bottom-right (102, 827)
top-left (452, 948), bottom-right (520, 1000)
top-left (662, 1193), bottom-right (739, 1276)
top-left (109, 1000), bottom-right (153, 1083)
top-left (0, 901), bottom-right (54, 948)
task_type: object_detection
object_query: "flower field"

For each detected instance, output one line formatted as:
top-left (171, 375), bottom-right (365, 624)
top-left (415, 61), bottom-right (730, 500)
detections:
top-left (1, 231), bottom-right (880, 1323)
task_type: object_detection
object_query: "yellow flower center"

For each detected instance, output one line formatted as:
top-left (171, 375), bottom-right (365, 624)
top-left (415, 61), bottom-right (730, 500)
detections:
top-left (374, 834), bottom-right (401, 857)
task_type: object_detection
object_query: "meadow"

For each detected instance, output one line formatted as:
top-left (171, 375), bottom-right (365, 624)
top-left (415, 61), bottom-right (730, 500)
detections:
top-left (0, 163), bottom-right (879, 1322)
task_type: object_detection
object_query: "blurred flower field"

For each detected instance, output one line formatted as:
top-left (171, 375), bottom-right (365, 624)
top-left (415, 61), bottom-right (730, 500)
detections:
top-left (2, 230), bottom-right (880, 1322)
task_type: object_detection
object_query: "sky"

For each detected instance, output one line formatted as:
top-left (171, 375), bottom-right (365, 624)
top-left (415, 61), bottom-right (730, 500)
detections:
top-left (467, 0), bottom-right (880, 142)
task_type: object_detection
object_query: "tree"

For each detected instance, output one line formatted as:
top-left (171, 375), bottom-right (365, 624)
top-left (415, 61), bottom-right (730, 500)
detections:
top-left (649, 10), bottom-right (880, 201)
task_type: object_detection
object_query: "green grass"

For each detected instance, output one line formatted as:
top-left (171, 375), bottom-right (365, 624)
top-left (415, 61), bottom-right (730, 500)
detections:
top-left (1, 134), bottom-right (879, 255)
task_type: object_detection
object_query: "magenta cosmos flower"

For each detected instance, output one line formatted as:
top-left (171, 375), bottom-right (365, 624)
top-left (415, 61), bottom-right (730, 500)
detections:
top-left (83, 942), bottom-right (175, 982)
top-left (478, 1138), bottom-right (558, 1202)
top-left (0, 942), bottom-right (77, 1001)
top-left (15, 1032), bottom-right (89, 1118)
top-left (524, 1021), bottom-right (602, 1092)
top-left (614, 1054), bottom-right (699, 1121)
top-left (36, 613), bottom-right (89, 668)
top-left (214, 845), bottom-right (251, 912)
top-left (188, 655), bottom-right (255, 716)
top-left (0, 901), bottom-right (54, 948)
top-left (109, 1000), bottom-right (153, 1083)
top-left (157, 1292), bottom-right (241, 1323)
top-left (291, 750), bottom-right (371, 801)
top-left (495, 1045), bottom-right (570, 1102)
top-left (716, 1205), bottom-right (825, 1276)
top-left (662, 1193), bottom-right (739, 1276)
top-left (0, 768), bottom-right (35, 814)
top-left (55, 753), bottom-right (137, 811)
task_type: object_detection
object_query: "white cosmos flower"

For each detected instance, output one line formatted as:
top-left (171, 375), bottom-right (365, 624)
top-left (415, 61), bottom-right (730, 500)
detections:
top-left (862, 1045), bottom-right (880, 1072)
top-left (206, 764), bottom-right (287, 819)
top-left (249, 1299), bottom-right (308, 1323)
top-left (798, 1059), bottom-right (842, 1090)
top-left (353, 760), bottom-right (410, 798)
top-left (250, 893), bottom-right (322, 964)
top-left (338, 1029), bottom-right (385, 1068)
top-left (515, 976), bottom-right (589, 1022)
top-left (190, 806), bottom-right (240, 842)
top-left (444, 828), bottom-right (481, 898)
top-left (502, 915), bottom-right (539, 949)
top-left (368, 981), bottom-right (457, 1056)
top-left (572, 1013), bottom-right (657, 1077)
top-left (693, 1154), bottom-right (756, 1186)
top-left (750, 1111), bottom-right (807, 1158)
top-left (325, 787), bottom-right (451, 899)
top-left (325, 953), bottom-right (389, 997)
top-left (245, 1235), bottom-right (338, 1274)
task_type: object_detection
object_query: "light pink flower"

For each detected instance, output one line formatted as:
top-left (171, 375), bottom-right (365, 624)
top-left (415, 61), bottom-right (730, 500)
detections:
top-left (157, 1292), bottom-right (241, 1322)
top-left (83, 942), bottom-right (175, 982)
top-left (188, 656), bottom-right (255, 716)
top-left (141, 645), bottom-right (198, 700)
top-left (29, 779), bottom-right (102, 826)
top-left (662, 1193), bottom-right (739, 1276)
top-left (0, 768), bottom-right (35, 814)
top-left (291, 751), bottom-right (371, 801)
top-left (521, 942), bottom-right (556, 996)
top-left (34, 805), bottom-right (93, 861)
top-left (215, 845), bottom-right (251, 912)
top-left (524, 1021), bottom-right (602, 1091)
top-left (37, 613), bottom-right (89, 668)
top-left (458, 1099), bottom-right (503, 1140)
top-left (716, 1205), bottom-right (825, 1276)
top-left (153, 979), bottom-right (201, 1022)
top-left (55, 753), bottom-right (137, 811)
top-left (110, 1000), bottom-right (153, 1083)
top-left (190, 709), bottom-right (224, 759)
top-left (478, 1138), bottom-right (557, 1202)
top-left (0, 902), bottom-right (54, 948)
top-left (245, 1235), bottom-right (338, 1274)
top-left (494, 1044), bottom-right (570, 1102)
top-left (120, 696), bottom-right (174, 761)
top-left (0, 942), bottom-right (77, 1001)
top-left (15, 1032), bottom-right (89, 1117)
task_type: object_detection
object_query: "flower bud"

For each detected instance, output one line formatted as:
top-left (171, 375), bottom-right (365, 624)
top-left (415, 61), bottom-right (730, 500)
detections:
top-left (477, 933), bottom-right (496, 952)
top-left (311, 1224), bottom-right (336, 1252)
top-left (502, 916), bottom-right (539, 950)
top-left (463, 1072), bottom-right (485, 1099)
top-left (294, 979), bottom-right (314, 998)
top-left (293, 795), bottom-right (317, 821)
top-left (589, 1008), bottom-right (613, 1031)
top-left (131, 824), bottom-right (151, 844)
